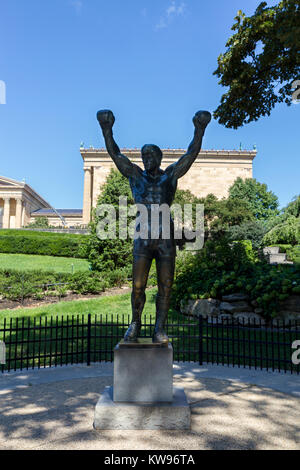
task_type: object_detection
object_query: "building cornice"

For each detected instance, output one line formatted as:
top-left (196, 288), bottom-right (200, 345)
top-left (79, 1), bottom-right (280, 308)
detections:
top-left (0, 176), bottom-right (51, 208)
top-left (80, 148), bottom-right (257, 161)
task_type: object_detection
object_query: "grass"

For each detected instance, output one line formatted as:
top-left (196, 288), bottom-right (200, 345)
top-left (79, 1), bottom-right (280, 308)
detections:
top-left (0, 290), bottom-right (299, 374)
top-left (0, 253), bottom-right (90, 273)
top-left (0, 291), bottom-right (153, 324)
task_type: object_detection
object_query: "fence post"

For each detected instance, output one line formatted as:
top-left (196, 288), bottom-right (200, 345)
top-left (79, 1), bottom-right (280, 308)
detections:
top-left (87, 314), bottom-right (91, 366)
top-left (199, 316), bottom-right (203, 365)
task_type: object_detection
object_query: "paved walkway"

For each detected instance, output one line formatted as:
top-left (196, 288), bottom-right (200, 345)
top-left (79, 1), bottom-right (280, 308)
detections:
top-left (0, 363), bottom-right (299, 450)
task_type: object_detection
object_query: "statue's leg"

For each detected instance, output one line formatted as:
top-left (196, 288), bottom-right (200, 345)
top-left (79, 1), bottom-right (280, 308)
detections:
top-left (124, 255), bottom-right (152, 342)
top-left (153, 256), bottom-right (175, 343)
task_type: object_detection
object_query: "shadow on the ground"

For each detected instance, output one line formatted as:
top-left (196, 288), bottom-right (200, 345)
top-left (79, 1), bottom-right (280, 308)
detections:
top-left (0, 364), bottom-right (299, 450)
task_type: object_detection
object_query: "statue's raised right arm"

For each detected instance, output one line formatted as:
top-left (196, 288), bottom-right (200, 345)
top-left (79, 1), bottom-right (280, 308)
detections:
top-left (166, 110), bottom-right (211, 180)
top-left (97, 110), bottom-right (140, 179)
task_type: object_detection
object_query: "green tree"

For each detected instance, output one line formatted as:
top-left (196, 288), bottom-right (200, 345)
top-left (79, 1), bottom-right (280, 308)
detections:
top-left (214, 0), bottom-right (300, 128)
top-left (83, 169), bottom-right (133, 271)
top-left (27, 216), bottom-right (49, 228)
top-left (263, 215), bottom-right (300, 245)
top-left (188, 193), bottom-right (254, 241)
top-left (283, 195), bottom-right (300, 218)
top-left (228, 177), bottom-right (279, 220)
top-left (262, 195), bottom-right (300, 246)
top-left (228, 220), bottom-right (267, 250)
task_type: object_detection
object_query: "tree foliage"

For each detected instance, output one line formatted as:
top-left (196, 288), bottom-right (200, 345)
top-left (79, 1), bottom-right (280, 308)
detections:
top-left (214, 0), bottom-right (300, 128)
top-left (263, 215), bottom-right (300, 245)
top-left (228, 177), bottom-right (279, 220)
top-left (228, 220), bottom-right (268, 250)
top-left (27, 216), bottom-right (49, 228)
top-left (83, 169), bottom-right (133, 272)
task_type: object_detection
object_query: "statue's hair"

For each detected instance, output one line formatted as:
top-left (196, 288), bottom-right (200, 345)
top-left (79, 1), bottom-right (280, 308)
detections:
top-left (141, 144), bottom-right (163, 160)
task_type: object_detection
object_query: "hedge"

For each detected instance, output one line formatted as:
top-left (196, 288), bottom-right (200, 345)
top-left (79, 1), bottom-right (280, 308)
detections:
top-left (0, 230), bottom-right (87, 259)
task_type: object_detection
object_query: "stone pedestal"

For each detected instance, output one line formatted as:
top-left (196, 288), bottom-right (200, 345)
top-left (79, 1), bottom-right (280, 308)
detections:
top-left (94, 386), bottom-right (190, 430)
top-left (93, 338), bottom-right (191, 430)
top-left (114, 339), bottom-right (173, 403)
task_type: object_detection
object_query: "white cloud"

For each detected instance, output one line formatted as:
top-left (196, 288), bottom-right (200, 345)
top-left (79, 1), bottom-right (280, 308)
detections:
top-left (70, 0), bottom-right (83, 15)
top-left (155, 1), bottom-right (186, 30)
top-left (155, 17), bottom-right (167, 30)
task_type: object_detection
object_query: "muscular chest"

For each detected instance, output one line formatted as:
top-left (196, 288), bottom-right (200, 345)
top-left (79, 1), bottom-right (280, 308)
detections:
top-left (129, 172), bottom-right (176, 205)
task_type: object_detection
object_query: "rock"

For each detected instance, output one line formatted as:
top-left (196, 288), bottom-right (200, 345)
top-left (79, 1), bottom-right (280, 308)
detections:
top-left (222, 293), bottom-right (249, 302)
top-left (263, 246), bottom-right (280, 255)
top-left (220, 301), bottom-right (252, 314)
top-left (233, 312), bottom-right (265, 326)
top-left (273, 311), bottom-right (300, 322)
top-left (180, 298), bottom-right (220, 317)
top-left (279, 296), bottom-right (300, 313)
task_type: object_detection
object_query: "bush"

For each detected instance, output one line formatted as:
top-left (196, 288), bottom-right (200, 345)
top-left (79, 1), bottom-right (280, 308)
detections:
top-left (227, 220), bottom-right (267, 250)
top-left (263, 216), bottom-right (300, 246)
top-left (0, 230), bottom-right (87, 258)
top-left (172, 239), bottom-right (300, 319)
top-left (26, 216), bottom-right (49, 228)
top-left (0, 268), bottom-right (130, 301)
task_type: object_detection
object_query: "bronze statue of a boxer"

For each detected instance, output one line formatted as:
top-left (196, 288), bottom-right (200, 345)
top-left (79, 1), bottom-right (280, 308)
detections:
top-left (97, 109), bottom-right (211, 343)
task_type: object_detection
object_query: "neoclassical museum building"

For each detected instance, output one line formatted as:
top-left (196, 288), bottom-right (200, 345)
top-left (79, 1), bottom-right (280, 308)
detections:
top-left (0, 147), bottom-right (257, 229)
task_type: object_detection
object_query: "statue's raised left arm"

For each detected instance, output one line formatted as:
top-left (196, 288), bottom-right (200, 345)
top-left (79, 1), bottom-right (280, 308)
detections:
top-left (166, 110), bottom-right (211, 180)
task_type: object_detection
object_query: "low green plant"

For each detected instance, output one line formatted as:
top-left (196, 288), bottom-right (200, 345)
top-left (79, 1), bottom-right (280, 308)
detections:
top-left (172, 239), bottom-right (300, 319)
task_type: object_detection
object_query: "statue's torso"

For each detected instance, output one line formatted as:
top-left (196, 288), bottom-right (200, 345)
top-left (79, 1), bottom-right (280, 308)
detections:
top-left (128, 170), bottom-right (177, 248)
top-left (129, 169), bottom-right (177, 206)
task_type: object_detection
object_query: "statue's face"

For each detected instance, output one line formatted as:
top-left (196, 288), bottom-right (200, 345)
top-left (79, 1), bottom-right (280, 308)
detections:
top-left (141, 145), bottom-right (162, 172)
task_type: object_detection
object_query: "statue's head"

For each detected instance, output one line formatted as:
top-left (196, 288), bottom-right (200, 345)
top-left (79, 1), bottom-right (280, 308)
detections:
top-left (141, 144), bottom-right (163, 172)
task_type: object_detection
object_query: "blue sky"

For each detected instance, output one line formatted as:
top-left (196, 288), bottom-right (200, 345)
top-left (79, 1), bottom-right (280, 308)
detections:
top-left (0, 0), bottom-right (298, 209)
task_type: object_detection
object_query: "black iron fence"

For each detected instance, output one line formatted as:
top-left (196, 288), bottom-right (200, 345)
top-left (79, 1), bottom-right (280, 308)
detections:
top-left (0, 313), bottom-right (299, 374)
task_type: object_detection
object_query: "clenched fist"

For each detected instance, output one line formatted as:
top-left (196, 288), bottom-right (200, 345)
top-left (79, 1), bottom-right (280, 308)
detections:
top-left (193, 110), bottom-right (211, 130)
top-left (97, 109), bottom-right (115, 130)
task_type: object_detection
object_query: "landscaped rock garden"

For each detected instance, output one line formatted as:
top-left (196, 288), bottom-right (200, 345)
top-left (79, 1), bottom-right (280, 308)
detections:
top-left (180, 293), bottom-right (300, 326)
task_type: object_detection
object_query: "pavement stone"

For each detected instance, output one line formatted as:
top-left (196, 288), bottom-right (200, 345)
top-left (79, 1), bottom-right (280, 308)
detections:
top-left (0, 363), bottom-right (299, 450)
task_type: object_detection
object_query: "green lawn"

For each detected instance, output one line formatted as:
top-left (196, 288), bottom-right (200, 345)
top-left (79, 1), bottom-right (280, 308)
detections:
top-left (0, 290), bottom-right (157, 323)
top-left (0, 253), bottom-right (90, 273)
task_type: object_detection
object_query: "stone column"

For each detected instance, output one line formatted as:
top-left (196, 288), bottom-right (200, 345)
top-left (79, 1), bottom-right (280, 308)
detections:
top-left (3, 198), bottom-right (10, 228)
top-left (15, 198), bottom-right (23, 229)
top-left (83, 167), bottom-right (92, 225)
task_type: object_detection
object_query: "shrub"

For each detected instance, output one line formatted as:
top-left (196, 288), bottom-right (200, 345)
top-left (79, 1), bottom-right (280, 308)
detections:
top-left (0, 230), bottom-right (87, 258)
top-left (227, 220), bottom-right (267, 250)
top-left (26, 216), bottom-right (49, 228)
top-left (0, 268), bottom-right (130, 301)
top-left (172, 239), bottom-right (300, 319)
top-left (263, 216), bottom-right (300, 246)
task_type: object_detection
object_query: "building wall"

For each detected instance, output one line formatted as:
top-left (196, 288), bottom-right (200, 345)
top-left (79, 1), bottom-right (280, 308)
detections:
top-left (30, 215), bottom-right (83, 227)
top-left (81, 148), bottom-right (256, 224)
top-left (0, 177), bottom-right (52, 229)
